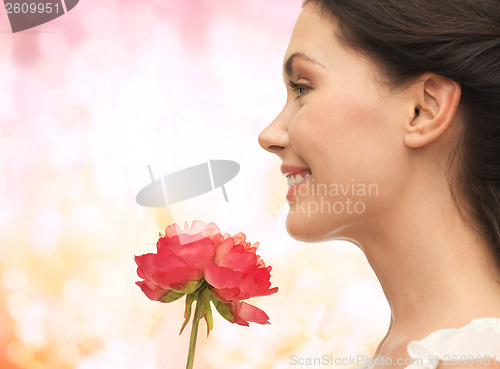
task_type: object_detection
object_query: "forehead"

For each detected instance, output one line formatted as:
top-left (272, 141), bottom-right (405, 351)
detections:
top-left (283, 4), bottom-right (386, 88)
top-left (283, 3), bottom-right (338, 69)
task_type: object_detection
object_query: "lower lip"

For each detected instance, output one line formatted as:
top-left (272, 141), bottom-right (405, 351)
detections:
top-left (286, 176), bottom-right (310, 200)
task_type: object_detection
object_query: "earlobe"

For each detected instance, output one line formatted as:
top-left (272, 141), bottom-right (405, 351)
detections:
top-left (404, 74), bottom-right (461, 149)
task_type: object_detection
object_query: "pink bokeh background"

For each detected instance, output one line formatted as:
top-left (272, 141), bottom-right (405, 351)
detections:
top-left (0, 1), bottom-right (389, 368)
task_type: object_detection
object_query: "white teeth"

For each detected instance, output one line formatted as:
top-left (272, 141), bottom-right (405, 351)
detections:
top-left (286, 172), bottom-right (311, 188)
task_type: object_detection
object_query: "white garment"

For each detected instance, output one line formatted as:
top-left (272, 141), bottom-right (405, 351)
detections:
top-left (356, 318), bottom-right (500, 369)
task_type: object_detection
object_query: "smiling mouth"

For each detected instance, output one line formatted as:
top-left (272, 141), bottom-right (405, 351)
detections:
top-left (286, 170), bottom-right (312, 188)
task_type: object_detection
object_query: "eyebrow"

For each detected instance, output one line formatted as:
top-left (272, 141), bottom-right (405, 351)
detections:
top-left (284, 52), bottom-right (326, 76)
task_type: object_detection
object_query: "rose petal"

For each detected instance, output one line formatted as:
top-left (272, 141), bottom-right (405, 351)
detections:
top-left (229, 301), bottom-right (270, 325)
top-left (235, 267), bottom-right (279, 299)
top-left (231, 232), bottom-right (247, 245)
top-left (210, 287), bottom-right (241, 302)
top-left (157, 234), bottom-right (204, 252)
top-left (203, 222), bottom-right (222, 237)
top-left (156, 235), bottom-right (181, 251)
top-left (135, 253), bottom-right (158, 281)
top-left (136, 250), bottom-right (203, 289)
top-left (177, 233), bottom-right (205, 245)
top-left (189, 220), bottom-right (207, 234)
top-left (214, 237), bottom-right (235, 264)
top-left (246, 266), bottom-right (272, 280)
top-left (136, 280), bottom-right (169, 301)
top-left (165, 223), bottom-right (182, 237)
top-left (219, 245), bottom-right (257, 273)
top-left (170, 237), bottom-right (216, 271)
top-left (136, 252), bottom-right (188, 280)
top-left (205, 262), bottom-right (242, 289)
top-left (153, 267), bottom-right (201, 288)
top-left (135, 263), bottom-right (146, 280)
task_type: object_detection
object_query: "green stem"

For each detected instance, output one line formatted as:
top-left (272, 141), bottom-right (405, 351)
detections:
top-left (185, 290), bottom-right (204, 369)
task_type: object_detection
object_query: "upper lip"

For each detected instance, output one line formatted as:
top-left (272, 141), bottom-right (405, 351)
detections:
top-left (280, 164), bottom-right (312, 176)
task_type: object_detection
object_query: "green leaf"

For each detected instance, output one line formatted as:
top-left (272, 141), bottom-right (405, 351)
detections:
top-left (160, 290), bottom-right (185, 303)
top-left (210, 293), bottom-right (235, 323)
top-left (179, 293), bottom-right (196, 335)
top-left (171, 280), bottom-right (203, 295)
top-left (200, 289), bottom-right (214, 336)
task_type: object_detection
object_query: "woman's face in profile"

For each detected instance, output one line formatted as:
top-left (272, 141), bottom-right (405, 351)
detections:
top-left (259, 3), bottom-right (415, 243)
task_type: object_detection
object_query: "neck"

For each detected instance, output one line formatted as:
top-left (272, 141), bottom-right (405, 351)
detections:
top-left (351, 176), bottom-right (500, 348)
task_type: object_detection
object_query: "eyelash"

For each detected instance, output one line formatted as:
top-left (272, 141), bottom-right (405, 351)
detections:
top-left (288, 81), bottom-right (310, 99)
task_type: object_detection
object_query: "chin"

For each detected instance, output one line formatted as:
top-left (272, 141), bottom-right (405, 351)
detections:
top-left (285, 211), bottom-right (324, 242)
top-left (285, 207), bottom-right (355, 243)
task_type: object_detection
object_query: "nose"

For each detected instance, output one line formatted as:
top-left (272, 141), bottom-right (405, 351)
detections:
top-left (258, 107), bottom-right (289, 156)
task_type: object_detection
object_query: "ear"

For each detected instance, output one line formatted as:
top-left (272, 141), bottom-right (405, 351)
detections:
top-left (404, 73), bottom-right (461, 149)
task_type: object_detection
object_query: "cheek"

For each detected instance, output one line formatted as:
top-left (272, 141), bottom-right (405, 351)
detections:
top-left (317, 91), bottom-right (382, 147)
top-left (288, 88), bottom-right (408, 199)
top-left (289, 92), bottom-right (386, 170)
top-left (287, 93), bottom-right (350, 160)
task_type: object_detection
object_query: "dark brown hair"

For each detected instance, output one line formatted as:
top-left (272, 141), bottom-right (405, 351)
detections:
top-left (305, 0), bottom-right (500, 267)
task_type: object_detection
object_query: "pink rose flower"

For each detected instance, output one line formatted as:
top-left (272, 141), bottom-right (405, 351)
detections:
top-left (135, 220), bottom-right (278, 328)
top-left (204, 232), bottom-right (278, 325)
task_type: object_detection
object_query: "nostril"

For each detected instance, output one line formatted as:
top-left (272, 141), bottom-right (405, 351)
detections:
top-left (268, 145), bottom-right (285, 151)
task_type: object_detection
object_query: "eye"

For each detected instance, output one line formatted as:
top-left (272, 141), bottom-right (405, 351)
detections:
top-left (288, 81), bottom-right (310, 99)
